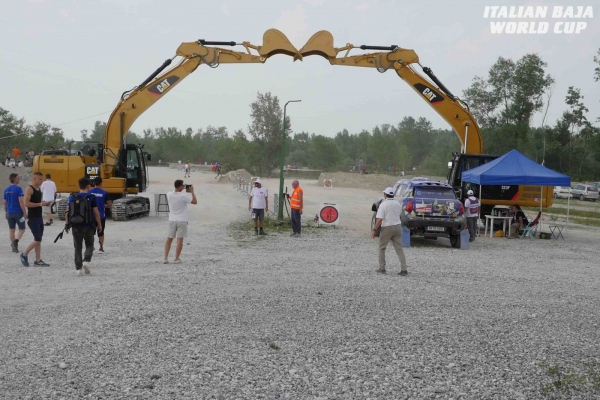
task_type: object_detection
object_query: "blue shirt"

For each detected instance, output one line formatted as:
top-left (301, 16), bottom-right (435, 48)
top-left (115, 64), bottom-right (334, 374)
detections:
top-left (88, 187), bottom-right (108, 219)
top-left (67, 193), bottom-right (98, 226)
top-left (3, 184), bottom-right (24, 214)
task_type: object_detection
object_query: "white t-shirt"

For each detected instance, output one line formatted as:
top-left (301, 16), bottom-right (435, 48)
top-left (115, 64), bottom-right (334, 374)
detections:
top-left (376, 198), bottom-right (402, 227)
top-left (40, 180), bottom-right (57, 202)
top-left (167, 191), bottom-right (192, 221)
top-left (464, 196), bottom-right (480, 218)
top-left (250, 187), bottom-right (268, 209)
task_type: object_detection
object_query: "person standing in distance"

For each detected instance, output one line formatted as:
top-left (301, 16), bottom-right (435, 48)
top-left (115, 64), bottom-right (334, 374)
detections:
top-left (372, 187), bottom-right (408, 276)
top-left (164, 179), bottom-right (197, 264)
top-left (89, 177), bottom-right (112, 253)
top-left (248, 178), bottom-right (268, 235)
top-left (41, 173), bottom-right (57, 226)
top-left (287, 179), bottom-right (303, 237)
top-left (184, 161), bottom-right (191, 178)
top-left (464, 189), bottom-right (480, 242)
top-left (20, 172), bottom-right (51, 266)
top-left (4, 173), bottom-right (27, 253)
top-left (65, 177), bottom-right (103, 276)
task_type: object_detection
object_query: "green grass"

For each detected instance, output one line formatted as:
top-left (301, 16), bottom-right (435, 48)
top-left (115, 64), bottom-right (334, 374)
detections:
top-left (540, 363), bottom-right (600, 398)
top-left (522, 205), bottom-right (600, 228)
top-left (228, 212), bottom-right (322, 238)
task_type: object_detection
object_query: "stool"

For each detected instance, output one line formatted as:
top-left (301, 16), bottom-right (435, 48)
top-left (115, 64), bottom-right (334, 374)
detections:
top-left (549, 225), bottom-right (564, 240)
top-left (154, 194), bottom-right (169, 216)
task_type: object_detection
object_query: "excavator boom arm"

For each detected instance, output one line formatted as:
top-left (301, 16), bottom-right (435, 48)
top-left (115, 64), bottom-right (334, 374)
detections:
top-left (297, 30), bottom-right (483, 154)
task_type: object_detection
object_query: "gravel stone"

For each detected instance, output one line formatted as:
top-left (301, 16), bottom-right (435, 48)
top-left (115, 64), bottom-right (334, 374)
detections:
top-left (1, 169), bottom-right (600, 398)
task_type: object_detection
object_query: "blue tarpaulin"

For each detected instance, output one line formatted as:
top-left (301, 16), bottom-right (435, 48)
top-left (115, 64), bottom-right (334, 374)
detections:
top-left (461, 149), bottom-right (571, 186)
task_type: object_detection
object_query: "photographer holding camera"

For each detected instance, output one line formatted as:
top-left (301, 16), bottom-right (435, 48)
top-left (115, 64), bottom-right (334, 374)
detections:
top-left (163, 179), bottom-right (197, 264)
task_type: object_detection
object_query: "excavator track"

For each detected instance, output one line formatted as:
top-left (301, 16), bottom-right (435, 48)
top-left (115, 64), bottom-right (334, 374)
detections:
top-left (111, 196), bottom-right (151, 221)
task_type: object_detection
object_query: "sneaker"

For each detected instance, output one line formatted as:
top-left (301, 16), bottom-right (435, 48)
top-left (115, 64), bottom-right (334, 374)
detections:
top-left (82, 261), bottom-right (91, 275)
top-left (163, 259), bottom-right (169, 264)
top-left (259, 230), bottom-right (267, 235)
top-left (11, 241), bottom-right (18, 253)
top-left (33, 260), bottom-right (50, 267)
top-left (295, 233), bottom-right (302, 237)
top-left (99, 247), bottom-right (105, 253)
top-left (290, 233), bottom-right (297, 237)
top-left (76, 269), bottom-right (83, 276)
top-left (20, 253), bottom-right (29, 267)
top-left (173, 259), bottom-right (182, 264)
top-left (376, 268), bottom-right (386, 274)
top-left (399, 270), bottom-right (408, 276)
top-left (44, 222), bottom-right (52, 226)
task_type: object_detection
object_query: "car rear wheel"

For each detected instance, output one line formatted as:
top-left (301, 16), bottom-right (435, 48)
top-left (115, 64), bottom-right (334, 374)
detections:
top-left (580, 195), bottom-right (585, 201)
top-left (449, 233), bottom-right (460, 248)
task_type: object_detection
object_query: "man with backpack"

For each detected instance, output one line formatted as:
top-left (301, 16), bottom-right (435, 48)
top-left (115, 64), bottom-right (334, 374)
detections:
top-left (65, 177), bottom-right (102, 276)
top-left (89, 177), bottom-right (112, 253)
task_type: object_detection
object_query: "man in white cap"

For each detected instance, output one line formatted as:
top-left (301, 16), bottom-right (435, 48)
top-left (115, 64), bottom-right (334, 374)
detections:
top-left (248, 178), bottom-right (268, 235)
top-left (464, 189), bottom-right (480, 242)
top-left (371, 187), bottom-right (408, 276)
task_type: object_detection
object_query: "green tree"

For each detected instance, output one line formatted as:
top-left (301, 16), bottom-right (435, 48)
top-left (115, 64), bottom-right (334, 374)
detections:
top-left (463, 54), bottom-right (554, 151)
top-left (248, 92), bottom-right (290, 176)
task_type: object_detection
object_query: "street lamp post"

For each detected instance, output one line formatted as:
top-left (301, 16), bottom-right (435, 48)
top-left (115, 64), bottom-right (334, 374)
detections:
top-left (278, 100), bottom-right (301, 220)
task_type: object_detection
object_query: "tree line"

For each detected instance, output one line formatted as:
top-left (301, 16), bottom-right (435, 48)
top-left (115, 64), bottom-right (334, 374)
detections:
top-left (2, 49), bottom-right (599, 180)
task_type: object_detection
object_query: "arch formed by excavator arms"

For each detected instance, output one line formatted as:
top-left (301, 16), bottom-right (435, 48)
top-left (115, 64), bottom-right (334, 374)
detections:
top-left (103, 29), bottom-right (482, 177)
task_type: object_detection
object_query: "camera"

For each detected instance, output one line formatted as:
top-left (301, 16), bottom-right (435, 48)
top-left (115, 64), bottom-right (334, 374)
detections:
top-left (185, 184), bottom-right (192, 193)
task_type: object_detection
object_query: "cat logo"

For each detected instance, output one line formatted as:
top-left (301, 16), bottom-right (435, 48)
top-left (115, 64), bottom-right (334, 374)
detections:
top-left (148, 76), bottom-right (180, 96)
top-left (85, 164), bottom-right (101, 180)
top-left (414, 83), bottom-right (444, 104)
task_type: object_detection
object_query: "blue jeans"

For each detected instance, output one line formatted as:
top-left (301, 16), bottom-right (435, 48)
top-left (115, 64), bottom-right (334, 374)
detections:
top-left (291, 209), bottom-right (301, 234)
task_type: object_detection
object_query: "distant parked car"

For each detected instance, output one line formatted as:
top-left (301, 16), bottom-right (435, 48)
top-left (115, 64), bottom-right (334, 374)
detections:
top-left (371, 178), bottom-right (466, 248)
top-left (587, 182), bottom-right (600, 192)
top-left (553, 186), bottom-right (573, 199)
top-left (571, 184), bottom-right (599, 201)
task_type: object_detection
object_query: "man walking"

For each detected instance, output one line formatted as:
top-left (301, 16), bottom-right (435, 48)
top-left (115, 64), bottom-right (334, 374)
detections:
top-left (164, 179), bottom-right (197, 264)
top-left (288, 179), bottom-right (303, 237)
top-left (248, 178), bottom-right (268, 235)
top-left (4, 173), bottom-right (27, 253)
top-left (464, 189), bottom-right (480, 242)
top-left (89, 177), bottom-right (112, 253)
top-left (65, 177), bottom-right (102, 276)
top-left (184, 161), bottom-right (191, 178)
top-left (371, 187), bottom-right (408, 276)
top-left (41, 173), bottom-right (57, 226)
top-left (20, 172), bottom-right (51, 267)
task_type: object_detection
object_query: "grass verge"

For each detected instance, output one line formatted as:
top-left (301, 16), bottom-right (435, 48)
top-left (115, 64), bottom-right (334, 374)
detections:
top-left (540, 363), bottom-right (600, 398)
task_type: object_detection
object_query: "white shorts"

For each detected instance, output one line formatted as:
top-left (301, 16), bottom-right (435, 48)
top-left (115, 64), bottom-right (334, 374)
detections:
top-left (42, 202), bottom-right (54, 214)
top-left (168, 221), bottom-right (188, 238)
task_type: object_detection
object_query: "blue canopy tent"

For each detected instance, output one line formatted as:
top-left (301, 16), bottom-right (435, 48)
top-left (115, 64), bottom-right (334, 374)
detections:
top-left (461, 149), bottom-right (571, 235)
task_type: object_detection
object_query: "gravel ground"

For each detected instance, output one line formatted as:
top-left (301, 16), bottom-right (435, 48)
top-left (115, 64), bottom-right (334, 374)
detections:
top-left (1, 168), bottom-right (599, 399)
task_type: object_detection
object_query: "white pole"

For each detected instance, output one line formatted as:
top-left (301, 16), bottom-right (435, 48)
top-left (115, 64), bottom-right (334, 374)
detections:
top-left (566, 187), bottom-right (571, 233)
top-left (539, 186), bottom-right (543, 233)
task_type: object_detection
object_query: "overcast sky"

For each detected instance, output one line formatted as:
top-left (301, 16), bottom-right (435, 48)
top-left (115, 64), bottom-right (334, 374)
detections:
top-left (1, 0), bottom-right (598, 142)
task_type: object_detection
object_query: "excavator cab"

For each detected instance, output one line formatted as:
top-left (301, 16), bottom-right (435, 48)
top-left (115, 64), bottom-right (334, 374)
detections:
top-left (118, 144), bottom-right (148, 193)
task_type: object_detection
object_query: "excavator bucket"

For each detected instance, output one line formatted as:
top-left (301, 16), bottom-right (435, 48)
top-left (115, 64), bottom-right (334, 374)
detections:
top-left (297, 30), bottom-right (337, 61)
top-left (259, 29), bottom-right (301, 59)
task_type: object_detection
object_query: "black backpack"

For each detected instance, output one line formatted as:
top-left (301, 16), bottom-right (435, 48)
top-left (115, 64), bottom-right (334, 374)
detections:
top-left (69, 194), bottom-right (94, 225)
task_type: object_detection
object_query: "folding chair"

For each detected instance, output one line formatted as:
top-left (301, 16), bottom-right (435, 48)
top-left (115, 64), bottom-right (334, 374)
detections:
top-left (520, 211), bottom-right (541, 239)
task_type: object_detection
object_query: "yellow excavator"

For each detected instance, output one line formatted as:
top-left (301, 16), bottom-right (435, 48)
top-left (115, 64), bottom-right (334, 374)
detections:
top-left (34, 29), bottom-right (551, 220)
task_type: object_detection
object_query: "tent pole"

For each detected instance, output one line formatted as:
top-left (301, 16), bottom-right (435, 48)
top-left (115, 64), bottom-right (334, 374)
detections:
top-left (566, 188), bottom-right (571, 234)
top-left (539, 186), bottom-right (543, 233)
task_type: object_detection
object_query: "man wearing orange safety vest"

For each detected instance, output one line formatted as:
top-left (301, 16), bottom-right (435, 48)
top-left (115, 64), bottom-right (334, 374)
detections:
top-left (287, 179), bottom-right (303, 237)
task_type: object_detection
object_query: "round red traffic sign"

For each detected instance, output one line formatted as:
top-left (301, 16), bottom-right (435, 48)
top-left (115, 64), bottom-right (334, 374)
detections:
top-left (320, 206), bottom-right (339, 223)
